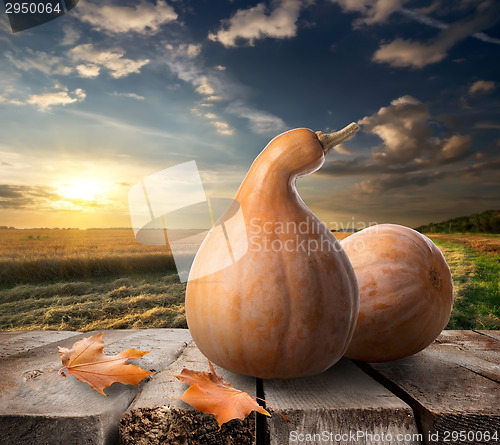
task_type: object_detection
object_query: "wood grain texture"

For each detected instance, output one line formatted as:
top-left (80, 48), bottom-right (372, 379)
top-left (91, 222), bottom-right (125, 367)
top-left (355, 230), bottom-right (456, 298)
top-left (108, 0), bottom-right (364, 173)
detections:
top-left (0, 329), bottom-right (191, 445)
top-left (120, 342), bottom-right (257, 445)
top-left (364, 331), bottom-right (500, 445)
top-left (262, 358), bottom-right (419, 445)
top-left (0, 330), bottom-right (80, 358)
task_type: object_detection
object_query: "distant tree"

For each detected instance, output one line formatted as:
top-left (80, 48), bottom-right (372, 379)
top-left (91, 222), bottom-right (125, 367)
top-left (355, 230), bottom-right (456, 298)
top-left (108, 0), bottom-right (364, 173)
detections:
top-left (415, 209), bottom-right (500, 234)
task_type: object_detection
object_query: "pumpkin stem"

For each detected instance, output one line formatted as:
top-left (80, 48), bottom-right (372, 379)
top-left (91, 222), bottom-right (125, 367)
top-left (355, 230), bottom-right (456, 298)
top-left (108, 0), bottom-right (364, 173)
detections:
top-left (316, 122), bottom-right (360, 155)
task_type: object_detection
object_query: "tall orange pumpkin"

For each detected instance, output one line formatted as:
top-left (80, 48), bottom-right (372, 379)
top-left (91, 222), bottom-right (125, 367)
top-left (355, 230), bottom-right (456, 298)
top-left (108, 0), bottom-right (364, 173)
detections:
top-left (186, 124), bottom-right (360, 379)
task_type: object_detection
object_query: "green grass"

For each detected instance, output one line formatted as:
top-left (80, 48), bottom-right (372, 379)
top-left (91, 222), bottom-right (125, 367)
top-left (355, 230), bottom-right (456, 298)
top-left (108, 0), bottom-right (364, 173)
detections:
top-left (433, 240), bottom-right (500, 330)
top-left (1, 233), bottom-right (498, 332)
top-left (0, 272), bottom-right (187, 331)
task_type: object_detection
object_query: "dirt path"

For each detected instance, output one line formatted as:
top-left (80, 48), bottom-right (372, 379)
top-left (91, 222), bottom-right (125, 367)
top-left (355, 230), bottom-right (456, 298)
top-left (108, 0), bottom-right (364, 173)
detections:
top-left (426, 234), bottom-right (500, 254)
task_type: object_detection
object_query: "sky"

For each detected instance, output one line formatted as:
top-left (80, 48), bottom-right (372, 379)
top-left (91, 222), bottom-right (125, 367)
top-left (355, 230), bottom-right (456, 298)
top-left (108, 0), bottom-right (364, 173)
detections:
top-left (0, 0), bottom-right (499, 230)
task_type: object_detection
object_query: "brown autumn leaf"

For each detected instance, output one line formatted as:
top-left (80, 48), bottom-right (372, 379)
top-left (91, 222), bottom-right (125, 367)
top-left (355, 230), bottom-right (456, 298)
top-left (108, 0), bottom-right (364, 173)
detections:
top-left (58, 332), bottom-right (153, 395)
top-left (174, 360), bottom-right (271, 427)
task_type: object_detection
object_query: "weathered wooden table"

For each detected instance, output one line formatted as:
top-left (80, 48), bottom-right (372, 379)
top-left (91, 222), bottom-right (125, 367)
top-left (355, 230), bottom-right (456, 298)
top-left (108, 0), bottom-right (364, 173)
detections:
top-left (0, 330), bottom-right (498, 445)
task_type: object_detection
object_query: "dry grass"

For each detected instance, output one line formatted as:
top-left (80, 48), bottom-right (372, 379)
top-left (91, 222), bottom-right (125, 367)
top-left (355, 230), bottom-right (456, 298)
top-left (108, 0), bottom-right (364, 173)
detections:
top-left (1, 229), bottom-right (498, 332)
top-left (0, 273), bottom-right (187, 331)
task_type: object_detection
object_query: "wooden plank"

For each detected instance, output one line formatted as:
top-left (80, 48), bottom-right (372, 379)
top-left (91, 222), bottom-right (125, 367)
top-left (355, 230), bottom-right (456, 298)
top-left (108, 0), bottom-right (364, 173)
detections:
top-left (0, 330), bottom-right (81, 358)
top-left (431, 330), bottom-right (500, 382)
top-left (364, 331), bottom-right (500, 445)
top-left (262, 358), bottom-right (420, 445)
top-left (120, 342), bottom-right (258, 445)
top-left (477, 330), bottom-right (500, 342)
top-left (0, 328), bottom-right (191, 445)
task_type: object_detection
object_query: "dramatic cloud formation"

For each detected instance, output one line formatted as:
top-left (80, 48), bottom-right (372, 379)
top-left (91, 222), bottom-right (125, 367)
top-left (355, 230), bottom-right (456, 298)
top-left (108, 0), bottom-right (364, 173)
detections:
top-left (331, 0), bottom-right (500, 68)
top-left (372, 1), bottom-right (500, 68)
top-left (69, 44), bottom-right (150, 79)
top-left (77, 0), bottom-right (178, 35)
top-left (318, 96), bottom-right (474, 194)
top-left (359, 96), bottom-right (471, 166)
top-left (209, 0), bottom-right (307, 47)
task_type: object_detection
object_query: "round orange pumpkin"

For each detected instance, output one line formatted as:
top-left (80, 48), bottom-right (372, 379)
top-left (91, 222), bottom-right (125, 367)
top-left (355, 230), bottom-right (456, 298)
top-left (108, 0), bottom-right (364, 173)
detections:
top-left (186, 124), bottom-right (360, 379)
top-left (340, 224), bottom-right (453, 362)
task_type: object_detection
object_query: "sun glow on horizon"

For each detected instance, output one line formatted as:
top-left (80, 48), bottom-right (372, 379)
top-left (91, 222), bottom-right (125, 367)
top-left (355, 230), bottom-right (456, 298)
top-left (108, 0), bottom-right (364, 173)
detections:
top-left (56, 178), bottom-right (107, 203)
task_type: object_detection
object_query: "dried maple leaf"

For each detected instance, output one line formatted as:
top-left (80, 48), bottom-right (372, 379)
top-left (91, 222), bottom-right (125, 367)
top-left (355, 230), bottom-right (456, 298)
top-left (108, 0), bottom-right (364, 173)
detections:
top-left (174, 360), bottom-right (271, 427)
top-left (58, 332), bottom-right (153, 396)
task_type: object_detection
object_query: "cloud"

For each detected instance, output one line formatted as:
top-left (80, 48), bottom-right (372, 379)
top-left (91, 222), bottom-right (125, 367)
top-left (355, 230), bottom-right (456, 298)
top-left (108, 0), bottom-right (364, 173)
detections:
top-left (26, 87), bottom-right (86, 111)
top-left (358, 96), bottom-right (472, 166)
top-left (69, 44), bottom-right (150, 79)
top-left (68, 109), bottom-right (177, 141)
top-left (163, 42), bottom-right (286, 135)
top-left (211, 121), bottom-right (235, 136)
top-left (165, 43), bottom-right (202, 59)
top-left (5, 49), bottom-right (72, 76)
top-left (195, 76), bottom-right (215, 96)
top-left (0, 183), bottom-right (110, 211)
top-left (469, 80), bottom-right (496, 95)
top-left (318, 96), bottom-right (474, 194)
top-left (226, 102), bottom-right (287, 134)
top-left (0, 150), bottom-right (27, 169)
top-left (399, 8), bottom-right (500, 44)
top-left (60, 26), bottom-right (81, 46)
top-left (460, 157), bottom-right (500, 177)
top-left (111, 92), bottom-right (145, 101)
top-left (164, 44), bottom-right (210, 86)
top-left (331, 0), bottom-right (408, 26)
top-left (0, 93), bottom-right (24, 107)
top-left (372, 38), bottom-right (447, 68)
top-left (0, 184), bottom-right (61, 209)
top-left (190, 106), bottom-right (235, 136)
top-left (76, 64), bottom-right (100, 78)
top-left (77, 0), bottom-right (178, 35)
top-left (5, 45), bottom-right (149, 79)
top-left (332, 143), bottom-right (352, 155)
top-left (359, 95), bottom-right (433, 164)
top-left (373, 1), bottom-right (500, 68)
top-left (209, 0), bottom-right (307, 47)
top-left (354, 171), bottom-right (447, 194)
top-left (474, 121), bottom-right (500, 130)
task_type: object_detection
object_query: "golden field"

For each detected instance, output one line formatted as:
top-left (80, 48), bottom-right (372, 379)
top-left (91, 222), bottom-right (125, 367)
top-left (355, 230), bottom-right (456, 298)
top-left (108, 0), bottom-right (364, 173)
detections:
top-left (0, 228), bottom-right (498, 331)
top-left (0, 228), bottom-right (175, 286)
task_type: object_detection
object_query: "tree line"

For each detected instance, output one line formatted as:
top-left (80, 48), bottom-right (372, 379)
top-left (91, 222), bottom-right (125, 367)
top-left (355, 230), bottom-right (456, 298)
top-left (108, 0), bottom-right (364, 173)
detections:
top-left (415, 209), bottom-right (500, 234)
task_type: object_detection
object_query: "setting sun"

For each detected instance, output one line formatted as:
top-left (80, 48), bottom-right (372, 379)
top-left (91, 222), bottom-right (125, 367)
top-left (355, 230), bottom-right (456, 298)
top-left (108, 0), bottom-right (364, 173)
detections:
top-left (57, 179), bottom-right (105, 202)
